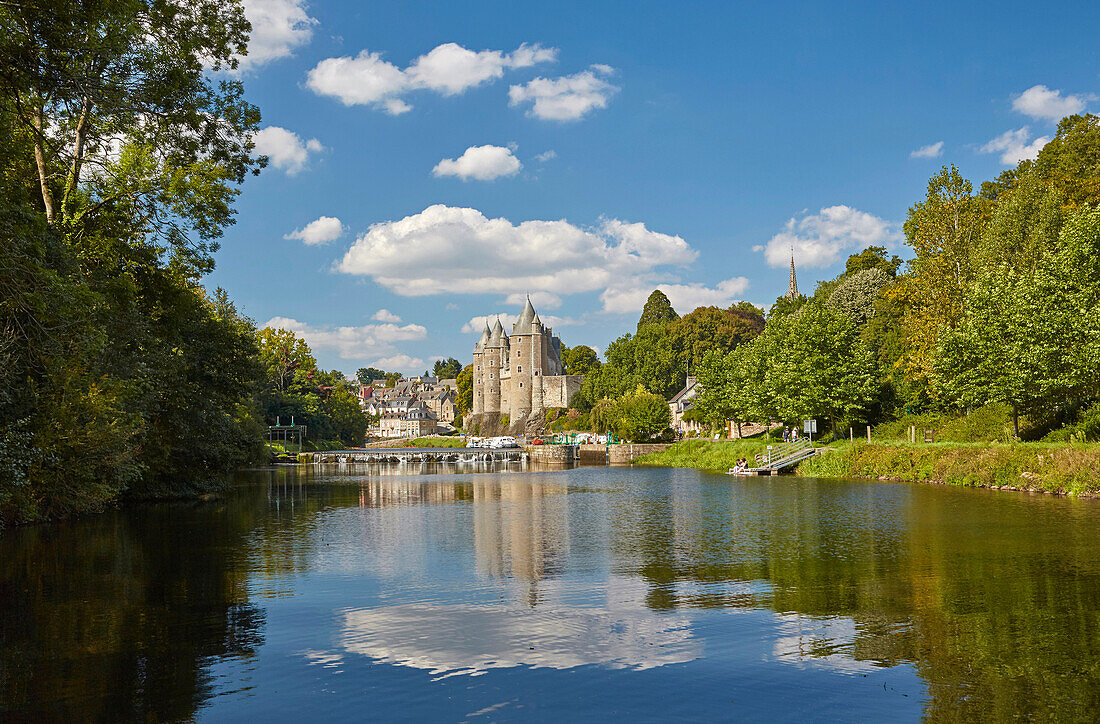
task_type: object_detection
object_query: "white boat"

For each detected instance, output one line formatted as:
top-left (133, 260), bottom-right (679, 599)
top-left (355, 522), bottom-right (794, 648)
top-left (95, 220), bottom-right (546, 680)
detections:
top-left (489, 436), bottom-right (519, 449)
top-left (465, 437), bottom-right (483, 448)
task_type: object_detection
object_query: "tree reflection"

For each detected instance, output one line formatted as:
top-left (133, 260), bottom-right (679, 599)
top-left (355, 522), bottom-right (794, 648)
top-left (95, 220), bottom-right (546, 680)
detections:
top-left (0, 491), bottom-right (267, 720)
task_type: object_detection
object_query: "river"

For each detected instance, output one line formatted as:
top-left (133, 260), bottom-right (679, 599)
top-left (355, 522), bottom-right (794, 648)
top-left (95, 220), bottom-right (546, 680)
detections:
top-left (2, 464), bottom-right (1099, 721)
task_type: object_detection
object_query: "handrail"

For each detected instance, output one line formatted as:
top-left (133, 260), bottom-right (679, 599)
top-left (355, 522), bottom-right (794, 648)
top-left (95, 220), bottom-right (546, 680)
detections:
top-left (754, 439), bottom-right (812, 465)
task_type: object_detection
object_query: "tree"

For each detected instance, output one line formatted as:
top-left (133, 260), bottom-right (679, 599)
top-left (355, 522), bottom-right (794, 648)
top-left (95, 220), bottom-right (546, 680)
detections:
top-left (845, 246), bottom-right (903, 276)
top-left (589, 398), bottom-right (619, 434)
top-left (615, 385), bottom-right (672, 442)
top-left (637, 289), bottom-right (679, 330)
top-left (935, 207), bottom-right (1100, 436)
top-left (323, 387), bottom-right (370, 446)
top-left (900, 165), bottom-right (989, 400)
top-left (432, 357), bottom-right (462, 379)
top-left (257, 328), bottom-right (316, 395)
top-left (562, 345), bottom-right (600, 375)
top-left (826, 268), bottom-right (894, 326)
top-left (356, 367), bottom-right (388, 385)
top-left (384, 371), bottom-right (403, 386)
top-left (456, 364), bottom-right (474, 418)
top-left (671, 306), bottom-right (763, 369)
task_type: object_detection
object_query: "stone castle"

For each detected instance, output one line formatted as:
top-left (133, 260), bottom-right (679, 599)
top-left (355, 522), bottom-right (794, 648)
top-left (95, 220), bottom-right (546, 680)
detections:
top-left (469, 297), bottom-right (584, 436)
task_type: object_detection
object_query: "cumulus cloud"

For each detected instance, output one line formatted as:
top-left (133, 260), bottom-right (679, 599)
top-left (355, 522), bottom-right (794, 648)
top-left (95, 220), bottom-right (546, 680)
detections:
top-left (373, 354), bottom-right (426, 372)
top-left (910, 141), bottom-right (944, 159)
top-left (981, 127), bottom-right (1049, 165)
top-left (254, 126), bottom-right (324, 174)
top-left (759, 206), bottom-right (901, 269)
top-left (1012, 84), bottom-right (1094, 121)
top-left (460, 313), bottom-right (579, 334)
top-left (262, 316), bottom-right (426, 360)
top-left (336, 205), bottom-right (695, 312)
top-left (306, 42), bottom-right (556, 114)
top-left (534, 150), bottom-right (557, 162)
top-left (508, 65), bottom-right (619, 120)
top-left (503, 291), bottom-right (562, 309)
top-left (229, 0), bottom-right (317, 72)
top-left (433, 145), bottom-right (522, 181)
top-left (371, 309), bottom-right (402, 323)
top-left (599, 278), bottom-right (751, 315)
top-left (285, 215), bottom-right (344, 245)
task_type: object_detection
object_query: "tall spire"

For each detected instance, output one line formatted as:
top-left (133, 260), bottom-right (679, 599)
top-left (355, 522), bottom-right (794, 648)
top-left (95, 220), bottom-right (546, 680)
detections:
top-left (786, 249), bottom-right (799, 299)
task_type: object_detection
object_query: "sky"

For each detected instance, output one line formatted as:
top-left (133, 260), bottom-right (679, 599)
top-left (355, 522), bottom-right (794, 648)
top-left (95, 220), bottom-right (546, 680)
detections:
top-left (207, 0), bottom-right (1100, 376)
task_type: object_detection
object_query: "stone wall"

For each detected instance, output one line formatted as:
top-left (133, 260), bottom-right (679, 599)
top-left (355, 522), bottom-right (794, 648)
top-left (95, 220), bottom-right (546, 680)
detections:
top-left (541, 375), bottom-right (584, 408)
top-left (609, 443), bottom-right (672, 465)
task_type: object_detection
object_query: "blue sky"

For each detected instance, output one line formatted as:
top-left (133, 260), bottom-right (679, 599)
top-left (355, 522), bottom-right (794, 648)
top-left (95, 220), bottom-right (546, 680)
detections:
top-left (207, 0), bottom-right (1100, 375)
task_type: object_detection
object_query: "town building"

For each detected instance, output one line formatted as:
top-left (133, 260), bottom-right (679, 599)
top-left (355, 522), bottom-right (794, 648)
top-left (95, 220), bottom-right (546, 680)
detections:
top-left (669, 376), bottom-right (704, 435)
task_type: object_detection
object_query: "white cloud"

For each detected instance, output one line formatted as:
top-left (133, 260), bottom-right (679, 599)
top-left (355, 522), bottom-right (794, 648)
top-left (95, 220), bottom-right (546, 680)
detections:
top-left (337, 205), bottom-right (695, 313)
top-left (235, 0), bottom-right (317, 71)
top-left (981, 127), bottom-right (1049, 165)
top-left (1012, 85), bottom-right (1094, 121)
top-left (306, 42), bottom-right (556, 114)
top-left (372, 354), bottom-right (426, 373)
top-left (503, 291), bottom-right (562, 309)
top-left (285, 215), bottom-right (344, 245)
top-left (761, 206), bottom-right (901, 269)
top-left (262, 316), bottom-right (427, 360)
top-left (460, 313), bottom-right (579, 334)
top-left (599, 278), bottom-right (751, 315)
top-left (534, 150), bottom-right (557, 162)
top-left (372, 309), bottom-right (402, 323)
top-left (254, 126), bottom-right (324, 175)
top-left (433, 145), bottom-right (522, 181)
top-left (910, 141), bottom-right (944, 159)
top-left (508, 65), bottom-right (619, 121)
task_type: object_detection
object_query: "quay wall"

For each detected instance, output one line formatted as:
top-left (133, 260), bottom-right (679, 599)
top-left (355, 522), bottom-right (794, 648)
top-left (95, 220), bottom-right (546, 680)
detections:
top-left (610, 444), bottom-right (672, 465)
top-left (525, 445), bottom-right (574, 464)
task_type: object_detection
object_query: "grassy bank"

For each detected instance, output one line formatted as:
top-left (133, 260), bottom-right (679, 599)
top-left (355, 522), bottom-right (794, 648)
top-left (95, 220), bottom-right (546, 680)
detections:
top-left (404, 437), bottom-right (465, 448)
top-left (633, 440), bottom-right (770, 470)
top-left (798, 442), bottom-right (1100, 495)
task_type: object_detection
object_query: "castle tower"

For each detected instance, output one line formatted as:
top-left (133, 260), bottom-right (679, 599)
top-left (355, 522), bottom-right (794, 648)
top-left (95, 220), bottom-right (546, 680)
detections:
top-left (508, 297), bottom-right (538, 421)
top-left (786, 251), bottom-right (800, 299)
top-left (472, 322), bottom-right (490, 415)
top-left (483, 319), bottom-right (506, 413)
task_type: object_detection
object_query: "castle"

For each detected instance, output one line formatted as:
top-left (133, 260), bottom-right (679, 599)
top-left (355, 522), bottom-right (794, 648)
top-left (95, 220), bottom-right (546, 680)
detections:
top-left (470, 297), bottom-right (584, 435)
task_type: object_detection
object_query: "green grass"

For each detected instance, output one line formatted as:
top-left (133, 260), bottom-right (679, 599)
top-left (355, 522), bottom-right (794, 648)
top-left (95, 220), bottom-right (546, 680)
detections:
top-left (797, 441), bottom-right (1100, 495)
top-left (404, 437), bottom-right (466, 448)
top-left (633, 439), bottom-right (771, 471)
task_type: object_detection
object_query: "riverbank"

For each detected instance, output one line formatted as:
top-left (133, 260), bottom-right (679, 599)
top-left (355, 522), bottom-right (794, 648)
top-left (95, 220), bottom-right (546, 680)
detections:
top-left (799, 441), bottom-right (1100, 495)
top-left (633, 439), bottom-right (1100, 496)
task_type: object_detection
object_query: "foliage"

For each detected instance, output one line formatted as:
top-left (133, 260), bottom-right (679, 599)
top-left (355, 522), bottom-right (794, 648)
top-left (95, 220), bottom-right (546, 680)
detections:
top-left (432, 357), bottom-right (462, 379)
top-left (826, 267), bottom-right (894, 326)
top-left (844, 246), bottom-right (903, 276)
top-left (589, 398), bottom-right (619, 434)
top-left (562, 345), bottom-right (601, 375)
top-left (797, 441), bottom-right (1100, 495)
top-left (614, 385), bottom-right (672, 442)
top-left (637, 289), bottom-right (680, 329)
top-left (633, 439), bottom-right (768, 470)
top-left (356, 367), bottom-right (388, 385)
top-left (456, 364), bottom-right (474, 418)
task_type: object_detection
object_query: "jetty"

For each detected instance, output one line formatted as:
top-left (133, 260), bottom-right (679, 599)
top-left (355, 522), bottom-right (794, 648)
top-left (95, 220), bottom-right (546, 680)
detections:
top-left (735, 439), bottom-right (820, 475)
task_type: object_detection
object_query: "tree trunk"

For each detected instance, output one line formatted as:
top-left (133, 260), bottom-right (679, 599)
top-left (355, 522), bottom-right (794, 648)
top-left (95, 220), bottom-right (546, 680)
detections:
top-left (1013, 406), bottom-right (1019, 439)
top-left (62, 96), bottom-right (92, 220)
top-left (31, 105), bottom-right (55, 224)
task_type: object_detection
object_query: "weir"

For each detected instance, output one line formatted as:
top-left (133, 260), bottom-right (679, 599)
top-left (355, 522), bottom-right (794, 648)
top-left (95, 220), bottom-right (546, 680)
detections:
top-left (310, 447), bottom-right (525, 465)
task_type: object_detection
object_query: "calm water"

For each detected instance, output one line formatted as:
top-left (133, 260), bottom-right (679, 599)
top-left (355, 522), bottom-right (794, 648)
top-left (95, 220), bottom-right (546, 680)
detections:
top-left (3, 465), bottom-right (1100, 722)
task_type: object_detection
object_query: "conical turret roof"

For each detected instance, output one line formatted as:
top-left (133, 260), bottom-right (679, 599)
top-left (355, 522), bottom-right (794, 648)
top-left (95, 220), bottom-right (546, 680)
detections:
top-left (475, 322), bottom-right (490, 352)
top-left (514, 295), bottom-right (538, 334)
top-left (488, 318), bottom-right (505, 345)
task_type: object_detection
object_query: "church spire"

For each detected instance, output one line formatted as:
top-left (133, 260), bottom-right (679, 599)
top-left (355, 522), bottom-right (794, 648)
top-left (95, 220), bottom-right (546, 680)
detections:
top-left (786, 249), bottom-right (800, 299)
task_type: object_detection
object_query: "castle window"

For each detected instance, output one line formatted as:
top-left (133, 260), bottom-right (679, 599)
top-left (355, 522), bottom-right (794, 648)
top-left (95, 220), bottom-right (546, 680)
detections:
top-left (520, 383), bottom-right (523, 388)
top-left (535, 371), bottom-right (539, 376)
top-left (490, 373), bottom-right (494, 379)
top-left (517, 366), bottom-right (522, 373)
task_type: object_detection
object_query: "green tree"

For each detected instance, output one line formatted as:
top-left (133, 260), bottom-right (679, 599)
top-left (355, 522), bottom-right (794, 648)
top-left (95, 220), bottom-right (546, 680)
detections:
top-left (637, 289), bottom-right (680, 330)
top-left (562, 345), bottom-right (601, 375)
top-left (615, 385), bottom-right (672, 442)
top-left (432, 357), bottom-right (462, 380)
top-left (356, 367), bottom-right (388, 385)
top-left (844, 246), bottom-right (903, 276)
top-left (456, 364), bottom-right (474, 418)
top-left (826, 268), bottom-right (894, 326)
top-left (589, 397), bottom-right (619, 434)
top-left (671, 305), bottom-right (763, 369)
top-left (257, 327), bottom-right (316, 395)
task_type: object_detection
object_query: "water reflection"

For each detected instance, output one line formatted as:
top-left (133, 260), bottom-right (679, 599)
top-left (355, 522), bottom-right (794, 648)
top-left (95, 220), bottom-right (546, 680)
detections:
top-left (3, 465), bottom-right (1100, 720)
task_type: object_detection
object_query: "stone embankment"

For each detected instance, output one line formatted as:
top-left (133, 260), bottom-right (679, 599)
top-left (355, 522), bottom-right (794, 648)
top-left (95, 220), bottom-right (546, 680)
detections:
top-left (609, 444), bottom-right (672, 465)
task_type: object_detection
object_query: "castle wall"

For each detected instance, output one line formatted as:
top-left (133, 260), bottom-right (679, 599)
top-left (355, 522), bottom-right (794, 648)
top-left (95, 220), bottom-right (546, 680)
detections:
top-left (541, 375), bottom-right (585, 408)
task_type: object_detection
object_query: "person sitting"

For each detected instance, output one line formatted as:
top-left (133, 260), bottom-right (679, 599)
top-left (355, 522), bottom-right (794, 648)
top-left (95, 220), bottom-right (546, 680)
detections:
top-left (733, 457), bottom-right (748, 473)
